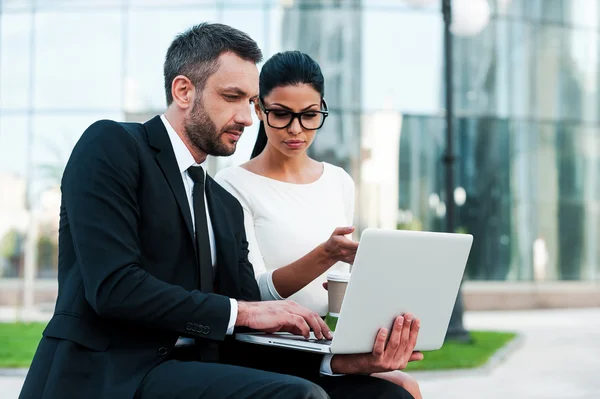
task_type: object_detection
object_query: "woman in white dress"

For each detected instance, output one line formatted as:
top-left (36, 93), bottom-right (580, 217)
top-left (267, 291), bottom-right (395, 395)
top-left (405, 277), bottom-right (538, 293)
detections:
top-left (216, 51), bottom-right (422, 399)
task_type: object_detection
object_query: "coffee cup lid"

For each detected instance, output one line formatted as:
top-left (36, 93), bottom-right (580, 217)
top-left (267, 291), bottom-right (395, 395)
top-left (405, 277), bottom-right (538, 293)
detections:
top-left (327, 270), bottom-right (351, 282)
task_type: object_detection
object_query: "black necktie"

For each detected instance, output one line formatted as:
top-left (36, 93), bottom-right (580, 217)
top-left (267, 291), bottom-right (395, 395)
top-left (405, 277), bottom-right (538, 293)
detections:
top-left (187, 166), bottom-right (214, 293)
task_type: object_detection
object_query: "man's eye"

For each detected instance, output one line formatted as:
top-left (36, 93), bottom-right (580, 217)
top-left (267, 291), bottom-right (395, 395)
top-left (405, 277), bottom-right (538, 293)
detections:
top-left (224, 95), bottom-right (239, 101)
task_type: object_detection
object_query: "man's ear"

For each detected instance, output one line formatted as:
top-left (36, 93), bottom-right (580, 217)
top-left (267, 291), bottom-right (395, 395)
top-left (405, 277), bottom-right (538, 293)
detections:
top-left (171, 75), bottom-right (195, 110)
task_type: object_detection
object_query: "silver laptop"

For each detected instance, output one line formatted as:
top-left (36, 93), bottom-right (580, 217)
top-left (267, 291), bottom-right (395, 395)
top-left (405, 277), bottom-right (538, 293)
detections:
top-left (235, 228), bottom-right (473, 354)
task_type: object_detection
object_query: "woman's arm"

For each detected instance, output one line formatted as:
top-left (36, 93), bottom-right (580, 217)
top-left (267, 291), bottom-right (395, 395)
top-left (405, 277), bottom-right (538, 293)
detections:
top-left (241, 202), bottom-right (355, 299)
top-left (271, 226), bottom-right (356, 298)
top-left (216, 168), bottom-right (357, 300)
top-left (273, 169), bottom-right (359, 298)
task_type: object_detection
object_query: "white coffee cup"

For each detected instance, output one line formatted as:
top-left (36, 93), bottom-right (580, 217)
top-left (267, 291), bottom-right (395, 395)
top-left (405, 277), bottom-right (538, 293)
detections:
top-left (326, 270), bottom-right (351, 316)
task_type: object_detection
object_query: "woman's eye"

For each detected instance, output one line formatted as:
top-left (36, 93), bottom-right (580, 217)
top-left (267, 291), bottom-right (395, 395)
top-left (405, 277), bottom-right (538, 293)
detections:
top-left (273, 111), bottom-right (290, 118)
top-left (303, 113), bottom-right (318, 118)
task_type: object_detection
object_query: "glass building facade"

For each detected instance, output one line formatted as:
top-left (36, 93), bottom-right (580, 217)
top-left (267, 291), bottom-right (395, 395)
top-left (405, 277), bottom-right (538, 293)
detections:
top-left (0, 0), bottom-right (598, 284)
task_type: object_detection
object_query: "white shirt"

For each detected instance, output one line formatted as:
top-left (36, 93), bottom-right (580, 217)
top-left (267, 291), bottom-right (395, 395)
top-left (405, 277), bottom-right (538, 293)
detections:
top-left (160, 115), bottom-right (237, 344)
top-left (215, 163), bottom-right (355, 375)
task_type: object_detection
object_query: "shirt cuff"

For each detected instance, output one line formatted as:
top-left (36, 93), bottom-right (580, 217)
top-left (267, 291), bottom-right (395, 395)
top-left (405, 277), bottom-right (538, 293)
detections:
top-left (319, 354), bottom-right (345, 376)
top-left (227, 298), bottom-right (237, 335)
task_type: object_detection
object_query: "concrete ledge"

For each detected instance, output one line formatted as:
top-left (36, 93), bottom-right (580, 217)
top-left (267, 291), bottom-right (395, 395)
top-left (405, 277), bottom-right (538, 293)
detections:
top-left (1, 279), bottom-right (600, 311)
top-left (0, 368), bottom-right (28, 377)
top-left (0, 280), bottom-right (57, 307)
top-left (463, 281), bottom-right (600, 311)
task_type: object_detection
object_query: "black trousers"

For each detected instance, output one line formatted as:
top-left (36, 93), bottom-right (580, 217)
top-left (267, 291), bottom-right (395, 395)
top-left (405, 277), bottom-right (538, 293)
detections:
top-left (135, 347), bottom-right (414, 399)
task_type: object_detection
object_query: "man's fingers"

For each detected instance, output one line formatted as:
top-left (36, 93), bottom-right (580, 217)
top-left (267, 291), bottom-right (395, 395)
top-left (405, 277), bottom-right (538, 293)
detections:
top-left (288, 314), bottom-right (310, 338)
top-left (315, 313), bottom-right (333, 340)
top-left (409, 351), bottom-right (424, 362)
top-left (312, 315), bottom-right (324, 340)
top-left (286, 302), bottom-right (332, 339)
top-left (304, 312), bottom-right (325, 340)
top-left (372, 328), bottom-right (388, 357)
top-left (399, 313), bottom-right (413, 352)
top-left (406, 317), bottom-right (420, 355)
top-left (387, 316), bottom-right (404, 354)
top-left (410, 318), bottom-right (420, 338)
top-left (290, 326), bottom-right (303, 336)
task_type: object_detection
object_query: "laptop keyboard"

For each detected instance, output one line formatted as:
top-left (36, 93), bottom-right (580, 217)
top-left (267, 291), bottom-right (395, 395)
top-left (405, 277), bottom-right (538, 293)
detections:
top-left (307, 338), bottom-right (332, 345)
top-left (276, 333), bottom-right (332, 345)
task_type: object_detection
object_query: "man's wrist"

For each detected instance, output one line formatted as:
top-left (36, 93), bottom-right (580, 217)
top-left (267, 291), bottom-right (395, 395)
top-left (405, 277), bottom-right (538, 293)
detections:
top-left (320, 354), bottom-right (345, 376)
top-left (235, 301), bottom-right (249, 327)
top-left (330, 354), bottom-right (363, 375)
top-left (330, 354), bottom-right (347, 374)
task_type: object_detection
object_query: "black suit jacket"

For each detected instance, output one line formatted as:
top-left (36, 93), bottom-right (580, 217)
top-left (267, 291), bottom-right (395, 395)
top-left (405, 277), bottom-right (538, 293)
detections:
top-left (20, 116), bottom-right (323, 399)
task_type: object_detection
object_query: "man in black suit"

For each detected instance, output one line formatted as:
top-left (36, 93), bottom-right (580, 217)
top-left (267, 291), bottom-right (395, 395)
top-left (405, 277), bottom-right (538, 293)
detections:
top-left (20, 23), bottom-right (421, 399)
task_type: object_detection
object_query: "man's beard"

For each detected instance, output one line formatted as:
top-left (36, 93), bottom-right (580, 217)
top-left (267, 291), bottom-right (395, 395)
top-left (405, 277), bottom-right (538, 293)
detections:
top-left (184, 97), bottom-right (244, 157)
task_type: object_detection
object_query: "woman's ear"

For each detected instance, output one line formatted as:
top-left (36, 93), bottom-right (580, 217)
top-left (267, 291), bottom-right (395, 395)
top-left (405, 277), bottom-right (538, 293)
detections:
top-left (254, 102), bottom-right (263, 121)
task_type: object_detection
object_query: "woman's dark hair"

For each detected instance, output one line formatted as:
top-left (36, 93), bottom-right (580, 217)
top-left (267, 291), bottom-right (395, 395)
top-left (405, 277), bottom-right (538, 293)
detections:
top-left (250, 51), bottom-right (325, 159)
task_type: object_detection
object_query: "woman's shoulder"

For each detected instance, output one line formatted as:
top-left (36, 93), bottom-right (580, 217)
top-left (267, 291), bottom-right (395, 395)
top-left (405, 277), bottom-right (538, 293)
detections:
top-left (213, 165), bottom-right (255, 200)
top-left (322, 162), bottom-right (355, 189)
top-left (214, 163), bottom-right (276, 201)
top-left (214, 165), bottom-right (245, 185)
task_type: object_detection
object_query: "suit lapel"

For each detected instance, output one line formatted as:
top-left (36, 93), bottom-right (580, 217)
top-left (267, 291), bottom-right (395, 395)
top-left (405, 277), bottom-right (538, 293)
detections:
top-left (205, 176), bottom-right (241, 297)
top-left (144, 116), bottom-right (241, 297)
top-left (144, 116), bottom-right (195, 244)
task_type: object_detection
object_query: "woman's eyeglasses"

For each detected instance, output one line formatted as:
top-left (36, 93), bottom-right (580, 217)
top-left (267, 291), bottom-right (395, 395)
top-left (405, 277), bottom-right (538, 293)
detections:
top-left (259, 99), bottom-right (329, 130)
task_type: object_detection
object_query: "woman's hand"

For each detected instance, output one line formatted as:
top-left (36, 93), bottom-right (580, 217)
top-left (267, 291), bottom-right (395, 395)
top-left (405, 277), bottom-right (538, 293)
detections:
top-left (270, 227), bottom-right (358, 298)
top-left (322, 226), bottom-right (359, 264)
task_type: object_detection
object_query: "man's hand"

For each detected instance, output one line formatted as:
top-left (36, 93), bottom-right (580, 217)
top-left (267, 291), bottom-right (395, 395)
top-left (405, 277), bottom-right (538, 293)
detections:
top-left (236, 300), bottom-right (333, 340)
top-left (330, 314), bottom-right (423, 375)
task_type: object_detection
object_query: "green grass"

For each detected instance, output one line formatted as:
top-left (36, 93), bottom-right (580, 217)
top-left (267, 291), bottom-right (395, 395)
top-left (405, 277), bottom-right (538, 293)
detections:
top-left (0, 323), bottom-right (516, 371)
top-left (405, 330), bottom-right (517, 371)
top-left (0, 322), bottom-right (46, 368)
